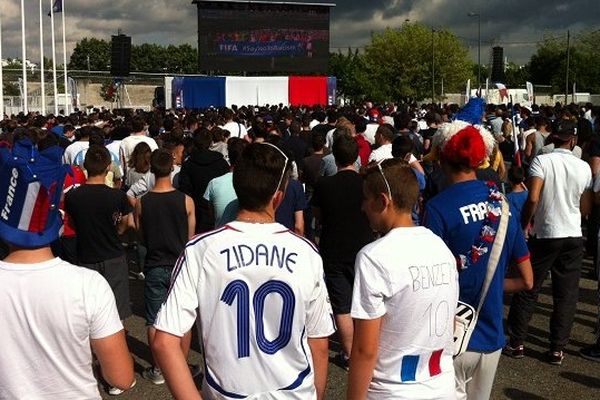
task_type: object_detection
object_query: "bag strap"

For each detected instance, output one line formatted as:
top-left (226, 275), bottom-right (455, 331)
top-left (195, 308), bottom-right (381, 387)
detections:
top-left (476, 195), bottom-right (509, 313)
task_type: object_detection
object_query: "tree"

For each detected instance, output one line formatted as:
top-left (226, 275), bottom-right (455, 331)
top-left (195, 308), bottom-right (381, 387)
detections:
top-left (3, 81), bottom-right (20, 96)
top-left (361, 23), bottom-right (472, 102)
top-left (328, 48), bottom-right (373, 103)
top-left (505, 62), bottom-right (530, 88)
top-left (529, 30), bottom-right (600, 94)
top-left (69, 38), bottom-right (111, 70)
top-left (69, 38), bottom-right (199, 74)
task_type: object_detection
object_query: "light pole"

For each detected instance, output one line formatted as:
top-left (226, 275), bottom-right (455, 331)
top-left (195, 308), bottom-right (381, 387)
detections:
top-left (432, 27), bottom-right (435, 104)
top-left (468, 12), bottom-right (481, 91)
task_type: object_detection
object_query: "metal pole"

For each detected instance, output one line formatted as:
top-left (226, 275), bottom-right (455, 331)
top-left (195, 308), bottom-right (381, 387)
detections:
top-left (477, 14), bottom-right (481, 91)
top-left (39, 0), bottom-right (46, 115)
top-left (20, 0), bottom-right (28, 114)
top-left (565, 30), bottom-right (570, 105)
top-left (50, 0), bottom-right (58, 115)
top-left (61, 0), bottom-right (69, 115)
top-left (431, 27), bottom-right (435, 104)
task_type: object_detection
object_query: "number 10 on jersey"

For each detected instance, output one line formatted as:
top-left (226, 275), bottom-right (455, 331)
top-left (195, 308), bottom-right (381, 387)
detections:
top-left (221, 279), bottom-right (296, 358)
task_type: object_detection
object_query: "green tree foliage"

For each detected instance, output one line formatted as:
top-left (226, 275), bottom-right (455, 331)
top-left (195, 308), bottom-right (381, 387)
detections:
top-left (69, 38), bottom-right (111, 70)
top-left (505, 62), bottom-right (530, 88)
top-left (3, 81), bottom-right (20, 96)
top-left (529, 30), bottom-right (600, 94)
top-left (328, 48), bottom-right (372, 103)
top-left (69, 38), bottom-right (197, 73)
top-left (359, 23), bottom-right (472, 102)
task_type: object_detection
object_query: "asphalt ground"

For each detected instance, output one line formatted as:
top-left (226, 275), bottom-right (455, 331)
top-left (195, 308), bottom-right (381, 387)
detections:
top-left (100, 257), bottom-right (600, 400)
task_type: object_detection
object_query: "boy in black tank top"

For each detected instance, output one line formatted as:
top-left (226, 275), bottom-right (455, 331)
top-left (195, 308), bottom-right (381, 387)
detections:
top-left (135, 149), bottom-right (196, 385)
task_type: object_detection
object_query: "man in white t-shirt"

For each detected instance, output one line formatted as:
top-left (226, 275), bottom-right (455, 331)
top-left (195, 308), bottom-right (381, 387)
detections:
top-left (0, 136), bottom-right (134, 399)
top-left (221, 108), bottom-right (248, 139)
top-left (348, 158), bottom-right (458, 400)
top-left (368, 124), bottom-right (394, 163)
top-left (119, 116), bottom-right (158, 175)
top-left (153, 142), bottom-right (335, 399)
top-left (507, 120), bottom-right (593, 365)
top-left (63, 125), bottom-right (91, 165)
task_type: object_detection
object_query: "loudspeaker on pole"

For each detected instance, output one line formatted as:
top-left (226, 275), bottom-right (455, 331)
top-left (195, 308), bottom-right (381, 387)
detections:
top-left (111, 34), bottom-right (131, 77)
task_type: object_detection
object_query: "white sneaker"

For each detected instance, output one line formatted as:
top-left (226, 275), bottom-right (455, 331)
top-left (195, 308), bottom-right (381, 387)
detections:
top-left (108, 379), bottom-right (136, 396)
top-left (143, 366), bottom-right (165, 385)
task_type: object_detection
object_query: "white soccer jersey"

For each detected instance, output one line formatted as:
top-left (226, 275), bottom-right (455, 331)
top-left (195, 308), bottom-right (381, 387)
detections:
top-left (155, 221), bottom-right (335, 400)
top-left (352, 227), bottom-right (459, 400)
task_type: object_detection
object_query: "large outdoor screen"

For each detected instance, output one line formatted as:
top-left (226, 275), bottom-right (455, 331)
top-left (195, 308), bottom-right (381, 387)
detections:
top-left (196, 1), bottom-right (331, 73)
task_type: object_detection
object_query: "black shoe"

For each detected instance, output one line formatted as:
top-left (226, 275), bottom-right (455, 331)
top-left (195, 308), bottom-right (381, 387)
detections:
top-left (502, 344), bottom-right (524, 359)
top-left (580, 345), bottom-right (600, 362)
top-left (546, 350), bottom-right (564, 366)
top-left (334, 352), bottom-right (350, 371)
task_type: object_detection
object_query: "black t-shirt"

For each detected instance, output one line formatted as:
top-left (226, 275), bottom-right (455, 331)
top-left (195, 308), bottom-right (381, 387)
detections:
top-left (312, 170), bottom-right (374, 264)
top-left (65, 184), bottom-right (133, 263)
top-left (141, 190), bottom-right (188, 267)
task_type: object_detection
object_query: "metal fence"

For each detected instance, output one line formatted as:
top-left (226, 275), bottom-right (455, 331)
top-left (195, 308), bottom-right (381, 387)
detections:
top-left (2, 96), bottom-right (152, 116)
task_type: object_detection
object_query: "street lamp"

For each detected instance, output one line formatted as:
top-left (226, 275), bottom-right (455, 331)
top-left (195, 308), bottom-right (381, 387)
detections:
top-left (468, 11), bottom-right (481, 92)
top-left (432, 27), bottom-right (435, 104)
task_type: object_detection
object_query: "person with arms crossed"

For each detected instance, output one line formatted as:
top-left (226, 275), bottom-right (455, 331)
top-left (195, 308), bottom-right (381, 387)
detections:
top-left (152, 142), bottom-right (335, 399)
top-left (348, 158), bottom-right (459, 400)
top-left (0, 134), bottom-right (134, 399)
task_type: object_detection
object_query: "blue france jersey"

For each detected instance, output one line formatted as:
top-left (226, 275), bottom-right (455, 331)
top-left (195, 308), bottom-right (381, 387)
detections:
top-left (154, 221), bottom-right (335, 399)
top-left (424, 180), bottom-right (530, 352)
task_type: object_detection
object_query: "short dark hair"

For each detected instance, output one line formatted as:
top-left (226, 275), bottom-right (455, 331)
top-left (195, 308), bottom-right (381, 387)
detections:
top-left (312, 133), bottom-right (326, 152)
top-left (131, 116), bottom-right (146, 133)
top-left (508, 165), bottom-right (525, 185)
top-left (364, 158), bottom-right (419, 212)
top-left (354, 117), bottom-right (367, 134)
top-left (193, 129), bottom-right (213, 151)
top-left (376, 124), bottom-right (395, 142)
top-left (150, 148), bottom-right (174, 178)
top-left (228, 137), bottom-right (248, 167)
top-left (332, 134), bottom-right (358, 168)
top-left (233, 143), bottom-right (290, 212)
top-left (89, 134), bottom-right (104, 146)
top-left (84, 145), bottom-right (111, 176)
top-left (392, 135), bottom-right (414, 158)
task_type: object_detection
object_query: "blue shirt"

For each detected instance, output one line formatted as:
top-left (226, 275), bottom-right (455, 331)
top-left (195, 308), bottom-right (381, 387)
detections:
top-left (275, 180), bottom-right (307, 231)
top-left (203, 172), bottom-right (237, 227)
top-left (424, 180), bottom-right (530, 352)
top-left (507, 190), bottom-right (528, 225)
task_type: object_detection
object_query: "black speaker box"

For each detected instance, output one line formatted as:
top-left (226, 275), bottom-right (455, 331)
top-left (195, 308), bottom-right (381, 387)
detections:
top-left (111, 35), bottom-right (132, 77)
top-left (491, 46), bottom-right (505, 83)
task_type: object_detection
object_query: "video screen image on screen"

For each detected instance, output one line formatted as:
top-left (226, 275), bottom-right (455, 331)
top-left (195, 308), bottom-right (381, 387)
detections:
top-left (195, 1), bottom-right (332, 73)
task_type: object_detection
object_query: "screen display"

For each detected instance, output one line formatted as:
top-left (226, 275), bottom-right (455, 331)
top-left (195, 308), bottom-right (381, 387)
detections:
top-left (197, 1), bottom-right (331, 73)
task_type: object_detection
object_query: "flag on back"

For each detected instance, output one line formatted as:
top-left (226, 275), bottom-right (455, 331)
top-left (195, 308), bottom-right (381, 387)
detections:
top-left (48, 0), bottom-right (62, 16)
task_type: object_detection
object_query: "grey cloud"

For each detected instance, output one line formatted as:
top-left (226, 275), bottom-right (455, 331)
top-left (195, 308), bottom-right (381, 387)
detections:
top-left (1, 0), bottom-right (598, 66)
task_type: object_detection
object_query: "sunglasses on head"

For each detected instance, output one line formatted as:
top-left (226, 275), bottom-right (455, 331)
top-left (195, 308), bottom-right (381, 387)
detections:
top-left (376, 159), bottom-right (392, 200)
top-left (261, 142), bottom-right (289, 194)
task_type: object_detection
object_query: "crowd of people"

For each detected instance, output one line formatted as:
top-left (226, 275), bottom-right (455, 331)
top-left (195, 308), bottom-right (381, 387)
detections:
top-left (0, 98), bottom-right (598, 399)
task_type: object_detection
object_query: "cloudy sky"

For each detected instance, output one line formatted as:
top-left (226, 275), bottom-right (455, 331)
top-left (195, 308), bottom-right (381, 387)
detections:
top-left (1, 0), bottom-right (597, 66)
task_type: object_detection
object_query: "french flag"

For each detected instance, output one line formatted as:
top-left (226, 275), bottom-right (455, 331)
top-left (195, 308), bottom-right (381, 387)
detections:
top-left (400, 349), bottom-right (444, 382)
top-left (4, 178), bottom-right (57, 234)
